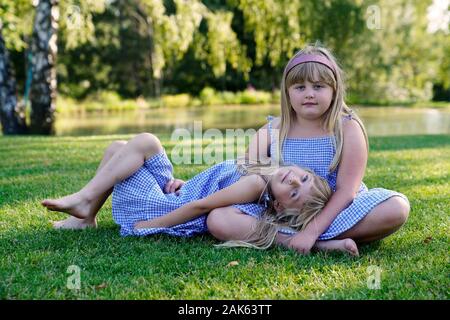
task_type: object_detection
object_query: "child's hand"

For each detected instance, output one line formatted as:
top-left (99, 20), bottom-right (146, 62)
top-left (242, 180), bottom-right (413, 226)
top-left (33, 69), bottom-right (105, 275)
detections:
top-left (288, 231), bottom-right (317, 255)
top-left (164, 178), bottom-right (185, 195)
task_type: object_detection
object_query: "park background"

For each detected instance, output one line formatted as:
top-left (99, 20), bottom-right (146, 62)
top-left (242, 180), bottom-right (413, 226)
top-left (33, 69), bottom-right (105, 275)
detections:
top-left (0, 0), bottom-right (449, 299)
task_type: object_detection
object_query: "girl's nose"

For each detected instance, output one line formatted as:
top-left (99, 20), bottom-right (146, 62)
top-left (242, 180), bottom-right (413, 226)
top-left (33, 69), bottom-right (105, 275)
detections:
top-left (289, 175), bottom-right (300, 186)
top-left (305, 90), bottom-right (314, 98)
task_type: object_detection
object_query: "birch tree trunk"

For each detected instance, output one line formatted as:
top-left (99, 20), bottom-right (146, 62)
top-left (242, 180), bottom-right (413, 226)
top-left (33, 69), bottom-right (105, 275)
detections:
top-left (29, 0), bottom-right (59, 135)
top-left (0, 31), bottom-right (27, 135)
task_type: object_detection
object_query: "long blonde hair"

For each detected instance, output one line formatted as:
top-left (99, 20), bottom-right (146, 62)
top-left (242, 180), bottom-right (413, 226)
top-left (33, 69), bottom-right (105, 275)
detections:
top-left (279, 43), bottom-right (368, 172)
top-left (218, 163), bottom-right (332, 250)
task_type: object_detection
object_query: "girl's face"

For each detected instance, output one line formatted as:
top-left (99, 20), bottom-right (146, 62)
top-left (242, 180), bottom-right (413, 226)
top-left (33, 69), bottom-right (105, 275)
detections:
top-left (270, 166), bottom-right (314, 213)
top-left (287, 80), bottom-right (334, 121)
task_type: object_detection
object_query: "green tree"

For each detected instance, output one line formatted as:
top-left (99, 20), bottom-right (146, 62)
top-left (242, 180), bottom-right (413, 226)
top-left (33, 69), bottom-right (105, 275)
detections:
top-left (29, 0), bottom-right (59, 135)
top-left (0, 0), bottom-right (34, 134)
top-left (138, 0), bottom-right (250, 96)
top-left (347, 0), bottom-right (445, 102)
top-left (0, 0), bottom-right (105, 134)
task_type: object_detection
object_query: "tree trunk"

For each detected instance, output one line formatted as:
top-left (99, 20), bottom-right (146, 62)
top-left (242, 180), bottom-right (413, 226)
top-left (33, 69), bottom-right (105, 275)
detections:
top-left (0, 31), bottom-right (27, 135)
top-left (29, 0), bottom-right (59, 135)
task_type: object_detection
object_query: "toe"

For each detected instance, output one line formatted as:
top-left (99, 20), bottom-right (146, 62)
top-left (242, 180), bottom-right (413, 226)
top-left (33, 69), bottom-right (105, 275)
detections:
top-left (52, 221), bottom-right (62, 229)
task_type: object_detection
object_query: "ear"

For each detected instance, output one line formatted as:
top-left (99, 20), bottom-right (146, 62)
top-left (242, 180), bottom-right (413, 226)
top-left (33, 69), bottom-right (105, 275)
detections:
top-left (273, 200), bottom-right (285, 213)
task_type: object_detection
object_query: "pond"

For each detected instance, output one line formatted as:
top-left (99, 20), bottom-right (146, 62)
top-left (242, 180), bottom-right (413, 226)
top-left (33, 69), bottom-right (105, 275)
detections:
top-left (54, 105), bottom-right (450, 137)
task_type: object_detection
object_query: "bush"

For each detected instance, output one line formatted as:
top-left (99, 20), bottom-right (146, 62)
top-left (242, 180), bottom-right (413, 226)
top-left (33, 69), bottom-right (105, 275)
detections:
top-left (271, 90), bottom-right (281, 104)
top-left (199, 87), bottom-right (222, 106)
top-left (161, 94), bottom-right (192, 108)
top-left (197, 87), bottom-right (276, 105)
top-left (238, 90), bottom-right (272, 104)
top-left (89, 91), bottom-right (122, 104)
top-left (56, 91), bottom-right (143, 114)
top-left (220, 91), bottom-right (240, 104)
top-left (56, 96), bottom-right (80, 114)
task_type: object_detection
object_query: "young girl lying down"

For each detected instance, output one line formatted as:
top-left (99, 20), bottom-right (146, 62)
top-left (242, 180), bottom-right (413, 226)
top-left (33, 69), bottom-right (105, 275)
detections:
top-left (42, 133), bottom-right (358, 255)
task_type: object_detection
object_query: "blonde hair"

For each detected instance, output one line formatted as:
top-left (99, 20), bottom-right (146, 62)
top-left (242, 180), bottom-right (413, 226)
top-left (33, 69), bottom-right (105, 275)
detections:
top-left (218, 163), bottom-right (332, 250)
top-left (278, 43), bottom-right (368, 172)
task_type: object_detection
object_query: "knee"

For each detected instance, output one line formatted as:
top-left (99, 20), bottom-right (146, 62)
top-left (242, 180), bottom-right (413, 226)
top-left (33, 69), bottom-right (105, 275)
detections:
top-left (105, 140), bottom-right (127, 157)
top-left (385, 196), bottom-right (410, 228)
top-left (132, 132), bottom-right (163, 156)
top-left (206, 209), bottom-right (232, 240)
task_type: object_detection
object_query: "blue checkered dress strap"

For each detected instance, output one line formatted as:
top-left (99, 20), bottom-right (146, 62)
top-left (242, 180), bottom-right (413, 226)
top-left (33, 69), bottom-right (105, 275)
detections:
top-left (266, 115), bottom-right (281, 163)
top-left (343, 109), bottom-right (355, 121)
top-left (266, 115), bottom-right (274, 139)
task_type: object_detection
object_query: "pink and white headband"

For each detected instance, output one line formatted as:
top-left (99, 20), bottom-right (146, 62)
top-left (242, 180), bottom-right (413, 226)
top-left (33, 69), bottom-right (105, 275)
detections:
top-left (285, 54), bottom-right (336, 78)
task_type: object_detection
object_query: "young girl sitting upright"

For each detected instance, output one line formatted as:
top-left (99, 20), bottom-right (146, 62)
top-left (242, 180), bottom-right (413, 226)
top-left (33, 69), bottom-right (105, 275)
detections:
top-left (203, 44), bottom-right (410, 254)
top-left (41, 133), bottom-right (358, 254)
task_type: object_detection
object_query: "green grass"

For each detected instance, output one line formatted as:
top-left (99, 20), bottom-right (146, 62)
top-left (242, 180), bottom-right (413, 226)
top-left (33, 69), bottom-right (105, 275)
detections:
top-left (0, 134), bottom-right (449, 299)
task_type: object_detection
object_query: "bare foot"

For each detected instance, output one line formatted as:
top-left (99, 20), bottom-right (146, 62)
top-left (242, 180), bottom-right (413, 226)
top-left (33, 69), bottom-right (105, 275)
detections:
top-left (41, 192), bottom-right (94, 220)
top-left (314, 238), bottom-right (359, 256)
top-left (52, 216), bottom-right (97, 230)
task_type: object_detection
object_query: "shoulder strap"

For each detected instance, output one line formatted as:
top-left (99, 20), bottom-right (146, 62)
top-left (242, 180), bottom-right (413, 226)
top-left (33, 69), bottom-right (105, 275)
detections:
top-left (266, 115), bottom-right (274, 137)
top-left (266, 115), bottom-right (274, 157)
top-left (342, 109), bottom-right (354, 122)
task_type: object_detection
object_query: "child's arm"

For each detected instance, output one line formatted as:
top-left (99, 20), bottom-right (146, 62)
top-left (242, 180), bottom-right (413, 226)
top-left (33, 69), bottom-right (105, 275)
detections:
top-left (245, 121), bottom-right (272, 163)
top-left (135, 175), bottom-right (266, 229)
top-left (289, 119), bottom-right (368, 253)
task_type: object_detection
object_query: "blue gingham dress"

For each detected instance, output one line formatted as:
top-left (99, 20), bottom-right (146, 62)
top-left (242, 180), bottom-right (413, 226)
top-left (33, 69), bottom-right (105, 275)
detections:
top-left (265, 115), bottom-right (409, 240)
top-left (112, 152), bottom-right (266, 237)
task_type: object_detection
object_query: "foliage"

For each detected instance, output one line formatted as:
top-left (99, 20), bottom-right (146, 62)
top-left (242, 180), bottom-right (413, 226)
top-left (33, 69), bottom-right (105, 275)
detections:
top-left (0, 0), bottom-right (34, 50)
top-left (232, 0), bottom-right (302, 67)
top-left (138, 0), bottom-right (251, 81)
top-left (237, 89), bottom-right (272, 104)
top-left (58, 0), bottom-right (107, 49)
top-left (199, 87), bottom-right (274, 105)
top-left (193, 9), bottom-right (251, 78)
top-left (348, 0), bottom-right (438, 102)
top-left (0, 0), bottom-right (106, 51)
top-left (161, 93), bottom-right (192, 108)
top-left (199, 87), bottom-right (221, 106)
top-left (56, 91), bottom-right (147, 114)
top-left (2, 0), bottom-right (449, 105)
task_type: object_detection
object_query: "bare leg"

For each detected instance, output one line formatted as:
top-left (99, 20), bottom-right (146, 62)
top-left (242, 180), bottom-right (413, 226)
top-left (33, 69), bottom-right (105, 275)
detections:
top-left (207, 196), bottom-right (409, 252)
top-left (51, 140), bottom-right (127, 229)
top-left (42, 133), bottom-right (164, 227)
top-left (207, 207), bottom-right (257, 241)
top-left (333, 196), bottom-right (410, 243)
top-left (207, 208), bottom-right (358, 255)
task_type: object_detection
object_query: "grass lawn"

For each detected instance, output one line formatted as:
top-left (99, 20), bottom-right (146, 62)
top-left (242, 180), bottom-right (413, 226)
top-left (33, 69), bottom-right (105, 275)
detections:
top-left (0, 133), bottom-right (449, 299)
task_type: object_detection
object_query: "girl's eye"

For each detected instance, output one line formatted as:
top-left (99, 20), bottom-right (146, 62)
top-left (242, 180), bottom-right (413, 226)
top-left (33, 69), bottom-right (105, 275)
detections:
top-left (314, 84), bottom-right (323, 89)
top-left (302, 175), bottom-right (309, 183)
top-left (291, 190), bottom-right (298, 198)
top-left (296, 85), bottom-right (305, 90)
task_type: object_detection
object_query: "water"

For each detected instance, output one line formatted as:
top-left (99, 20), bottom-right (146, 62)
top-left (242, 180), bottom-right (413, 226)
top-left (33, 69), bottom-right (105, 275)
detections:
top-left (54, 105), bottom-right (450, 137)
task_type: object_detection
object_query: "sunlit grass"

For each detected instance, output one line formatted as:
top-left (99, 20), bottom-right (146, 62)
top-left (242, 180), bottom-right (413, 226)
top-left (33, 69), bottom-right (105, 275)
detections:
top-left (0, 134), bottom-right (449, 299)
